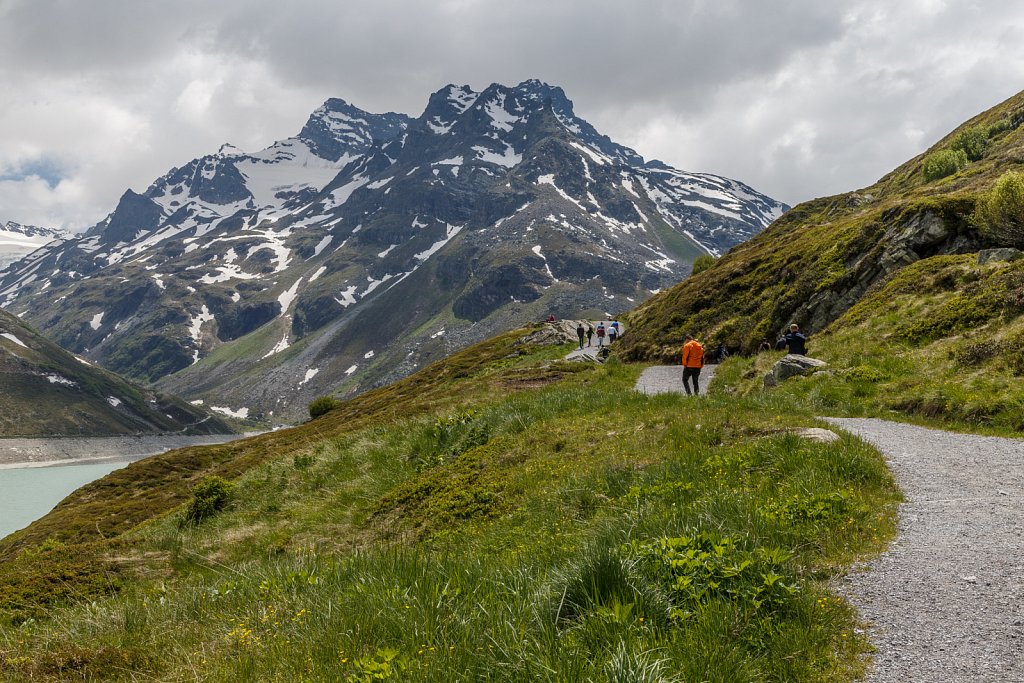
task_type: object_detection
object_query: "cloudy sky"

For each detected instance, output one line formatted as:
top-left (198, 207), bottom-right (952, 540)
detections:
top-left (1, 0), bottom-right (1023, 231)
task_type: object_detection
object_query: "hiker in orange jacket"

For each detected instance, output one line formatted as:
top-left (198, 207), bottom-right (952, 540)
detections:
top-left (681, 333), bottom-right (704, 396)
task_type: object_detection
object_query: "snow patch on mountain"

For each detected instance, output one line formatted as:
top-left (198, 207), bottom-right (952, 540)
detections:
top-left (1, 332), bottom-right (27, 348)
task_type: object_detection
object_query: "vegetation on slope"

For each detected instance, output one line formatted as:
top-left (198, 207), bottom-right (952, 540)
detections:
top-left (0, 327), bottom-right (899, 682)
top-left (0, 308), bottom-right (231, 436)
top-left (716, 253), bottom-right (1024, 434)
top-left (619, 89), bottom-right (1024, 362)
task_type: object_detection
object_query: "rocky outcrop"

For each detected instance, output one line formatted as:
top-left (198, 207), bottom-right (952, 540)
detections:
top-left (764, 354), bottom-right (829, 387)
top-left (978, 248), bottom-right (1022, 265)
top-left (799, 208), bottom-right (980, 331)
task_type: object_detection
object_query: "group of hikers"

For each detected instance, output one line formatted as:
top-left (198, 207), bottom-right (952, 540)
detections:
top-left (679, 323), bottom-right (808, 396)
top-left (574, 320), bottom-right (620, 349)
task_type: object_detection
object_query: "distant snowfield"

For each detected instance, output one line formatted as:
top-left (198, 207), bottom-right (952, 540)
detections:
top-left (210, 405), bottom-right (249, 419)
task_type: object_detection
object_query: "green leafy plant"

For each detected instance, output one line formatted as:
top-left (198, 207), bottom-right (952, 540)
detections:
top-left (976, 170), bottom-right (1024, 248)
top-left (345, 647), bottom-right (405, 682)
top-left (181, 476), bottom-right (233, 526)
top-left (411, 409), bottom-right (490, 471)
top-left (922, 148), bottom-right (969, 181)
top-left (951, 125), bottom-right (988, 161)
top-left (630, 533), bottom-right (798, 622)
top-left (308, 395), bottom-right (342, 419)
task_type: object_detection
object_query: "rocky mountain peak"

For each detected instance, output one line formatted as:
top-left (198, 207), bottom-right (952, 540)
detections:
top-left (0, 80), bottom-right (788, 423)
top-left (298, 98), bottom-right (412, 161)
top-left (0, 220), bottom-right (69, 271)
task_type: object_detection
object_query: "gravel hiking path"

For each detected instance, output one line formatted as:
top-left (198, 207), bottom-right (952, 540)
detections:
top-left (634, 364), bottom-right (718, 396)
top-left (825, 417), bottom-right (1024, 682)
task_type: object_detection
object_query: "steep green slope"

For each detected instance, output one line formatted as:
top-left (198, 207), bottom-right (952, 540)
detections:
top-left (619, 89), bottom-right (1024, 362)
top-left (0, 324), bottom-right (899, 682)
top-left (0, 308), bottom-right (231, 436)
top-left (715, 253), bottom-right (1024, 433)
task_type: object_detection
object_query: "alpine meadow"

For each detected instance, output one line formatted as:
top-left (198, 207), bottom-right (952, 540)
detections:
top-left (3, 48), bottom-right (1024, 683)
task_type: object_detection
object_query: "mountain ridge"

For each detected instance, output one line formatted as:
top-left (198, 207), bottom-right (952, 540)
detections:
top-left (0, 80), bottom-right (786, 421)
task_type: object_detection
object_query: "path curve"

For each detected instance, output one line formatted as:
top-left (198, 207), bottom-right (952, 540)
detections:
top-left (825, 417), bottom-right (1024, 682)
top-left (635, 364), bottom-right (718, 396)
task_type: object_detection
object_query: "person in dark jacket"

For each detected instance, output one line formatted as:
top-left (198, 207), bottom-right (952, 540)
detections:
top-left (586, 325), bottom-right (594, 347)
top-left (576, 323), bottom-right (586, 350)
top-left (775, 323), bottom-right (808, 355)
top-left (713, 342), bottom-right (728, 363)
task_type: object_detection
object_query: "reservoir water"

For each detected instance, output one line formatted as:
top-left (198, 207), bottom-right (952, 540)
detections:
top-left (0, 434), bottom-right (244, 541)
top-left (0, 461), bottom-right (128, 539)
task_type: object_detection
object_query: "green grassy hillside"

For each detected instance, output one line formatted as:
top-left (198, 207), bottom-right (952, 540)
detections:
top-left (716, 253), bottom-right (1024, 434)
top-left (0, 324), bottom-right (899, 681)
top-left (0, 308), bottom-right (231, 436)
top-left (619, 89), bottom-right (1024, 363)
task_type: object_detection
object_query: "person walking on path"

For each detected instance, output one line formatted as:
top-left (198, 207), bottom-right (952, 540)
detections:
top-left (713, 342), bottom-right (728, 363)
top-left (775, 323), bottom-right (808, 355)
top-left (586, 325), bottom-right (594, 347)
top-left (576, 323), bottom-right (586, 350)
top-left (596, 322), bottom-right (606, 348)
top-left (611, 320), bottom-right (620, 338)
top-left (608, 325), bottom-right (618, 343)
top-left (681, 333), bottom-right (705, 396)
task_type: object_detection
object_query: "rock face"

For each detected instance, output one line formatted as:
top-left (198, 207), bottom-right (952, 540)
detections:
top-left (977, 248), bottom-right (1022, 264)
top-left (799, 209), bottom-right (982, 332)
top-left (0, 80), bottom-right (786, 422)
top-left (763, 354), bottom-right (829, 387)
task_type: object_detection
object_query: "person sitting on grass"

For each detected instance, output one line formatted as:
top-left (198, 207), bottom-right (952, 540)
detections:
top-left (775, 323), bottom-right (808, 355)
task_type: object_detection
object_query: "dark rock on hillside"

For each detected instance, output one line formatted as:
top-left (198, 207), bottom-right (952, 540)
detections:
top-left (94, 190), bottom-right (163, 244)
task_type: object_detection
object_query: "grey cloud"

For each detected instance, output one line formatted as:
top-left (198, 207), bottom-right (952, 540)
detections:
top-left (1, 0), bottom-right (1024, 226)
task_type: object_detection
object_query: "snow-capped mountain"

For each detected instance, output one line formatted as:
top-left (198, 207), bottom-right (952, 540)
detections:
top-left (0, 221), bottom-right (68, 271)
top-left (0, 80), bottom-right (787, 422)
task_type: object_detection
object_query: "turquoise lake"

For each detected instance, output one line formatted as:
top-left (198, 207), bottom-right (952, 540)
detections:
top-left (0, 461), bottom-right (128, 539)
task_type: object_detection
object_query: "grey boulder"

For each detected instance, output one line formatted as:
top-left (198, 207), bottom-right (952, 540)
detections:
top-left (764, 354), bottom-right (829, 387)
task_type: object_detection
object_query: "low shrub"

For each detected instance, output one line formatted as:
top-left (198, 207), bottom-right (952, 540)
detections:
top-left (988, 118), bottom-right (1012, 138)
top-left (690, 254), bottom-right (717, 276)
top-left (308, 395), bottom-right (341, 419)
top-left (181, 476), bottom-right (233, 526)
top-left (922, 149), bottom-right (969, 181)
top-left (975, 170), bottom-right (1024, 249)
top-left (843, 365), bottom-right (888, 382)
top-left (951, 125), bottom-right (988, 161)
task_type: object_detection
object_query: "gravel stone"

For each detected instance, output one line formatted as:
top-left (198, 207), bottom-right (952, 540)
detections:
top-left (825, 417), bottom-right (1024, 682)
top-left (635, 364), bottom-right (718, 396)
